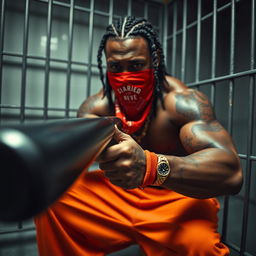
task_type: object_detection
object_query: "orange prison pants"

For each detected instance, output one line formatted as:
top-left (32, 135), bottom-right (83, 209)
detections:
top-left (35, 170), bottom-right (229, 256)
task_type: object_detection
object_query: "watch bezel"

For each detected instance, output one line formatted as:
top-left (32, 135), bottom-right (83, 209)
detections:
top-left (158, 161), bottom-right (170, 176)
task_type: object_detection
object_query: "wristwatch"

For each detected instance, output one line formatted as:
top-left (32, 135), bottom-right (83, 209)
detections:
top-left (153, 155), bottom-right (171, 186)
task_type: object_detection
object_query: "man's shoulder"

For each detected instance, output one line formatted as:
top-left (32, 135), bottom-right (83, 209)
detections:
top-left (77, 90), bottom-right (112, 117)
top-left (164, 79), bottom-right (215, 124)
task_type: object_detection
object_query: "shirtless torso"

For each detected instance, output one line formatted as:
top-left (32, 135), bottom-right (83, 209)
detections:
top-left (77, 37), bottom-right (242, 199)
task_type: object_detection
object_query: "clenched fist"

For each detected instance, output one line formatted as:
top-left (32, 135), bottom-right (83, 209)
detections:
top-left (98, 126), bottom-right (146, 189)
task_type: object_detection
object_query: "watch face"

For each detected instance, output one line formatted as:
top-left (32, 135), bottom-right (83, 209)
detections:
top-left (159, 163), bottom-right (169, 176)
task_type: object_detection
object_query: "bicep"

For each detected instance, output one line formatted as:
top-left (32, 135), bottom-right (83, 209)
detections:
top-left (179, 120), bottom-right (237, 155)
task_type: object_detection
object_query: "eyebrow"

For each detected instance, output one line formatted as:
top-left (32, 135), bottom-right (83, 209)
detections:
top-left (107, 58), bottom-right (146, 64)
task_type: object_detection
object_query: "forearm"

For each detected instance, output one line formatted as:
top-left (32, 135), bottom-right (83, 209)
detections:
top-left (163, 148), bottom-right (242, 199)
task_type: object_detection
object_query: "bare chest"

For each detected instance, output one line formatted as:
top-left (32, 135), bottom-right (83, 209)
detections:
top-left (140, 110), bottom-right (186, 156)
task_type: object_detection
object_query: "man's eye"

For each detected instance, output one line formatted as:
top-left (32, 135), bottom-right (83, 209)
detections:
top-left (131, 63), bottom-right (144, 70)
top-left (108, 64), bottom-right (120, 71)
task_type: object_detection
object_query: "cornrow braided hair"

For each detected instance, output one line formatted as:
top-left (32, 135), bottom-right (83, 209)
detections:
top-left (97, 16), bottom-right (168, 115)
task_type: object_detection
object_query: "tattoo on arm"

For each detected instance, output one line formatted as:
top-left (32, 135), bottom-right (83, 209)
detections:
top-left (191, 121), bottom-right (223, 135)
top-left (178, 151), bottom-right (210, 183)
top-left (175, 90), bottom-right (215, 121)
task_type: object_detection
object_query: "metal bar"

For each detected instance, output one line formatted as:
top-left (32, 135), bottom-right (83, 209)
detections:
top-left (210, 84), bottom-right (215, 107)
top-left (181, 0), bottom-right (187, 81)
top-left (210, 1), bottom-right (216, 114)
top-left (222, 79), bottom-right (234, 241)
top-left (230, 0), bottom-right (235, 75)
top-left (187, 68), bottom-right (256, 87)
top-left (43, 0), bottom-right (53, 120)
top-left (166, 0), bottom-right (240, 41)
top-left (158, 3), bottom-right (164, 44)
top-left (0, 104), bottom-right (78, 112)
top-left (20, 0), bottom-right (30, 123)
top-left (127, 0), bottom-right (132, 16)
top-left (162, 2), bottom-right (168, 57)
top-left (225, 240), bottom-right (255, 256)
top-left (224, 240), bottom-right (242, 253)
top-left (0, 0), bottom-right (5, 122)
top-left (65, 0), bottom-right (74, 118)
top-left (86, 0), bottom-right (95, 98)
top-left (144, 1), bottom-right (148, 19)
top-left (171, 1), bottom-right (177, 75)
top-left (2, 60), bottom-right (101, 77)
top-left (239, 0), bottom-right (255, 252)
top-left (250, 0), bottom-right (255, 70)
top-left (240, 74), bottom-right (255, 255)
top-left (211, 0), bottom-right (217, 79)
top-left (195, 0), bottom-right (201, 82)
top-left (108, 0), bottom-right (113, 24)
top-left (239, 155), bottom-right (256, 161)
top-left (0, 227), bottom-right (35, 235)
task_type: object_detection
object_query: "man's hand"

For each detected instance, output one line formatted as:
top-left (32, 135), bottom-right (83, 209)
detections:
top-left (98, 126), bottom-right (146, 189)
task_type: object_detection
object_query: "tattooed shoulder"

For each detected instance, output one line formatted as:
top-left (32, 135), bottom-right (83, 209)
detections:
top-left (175, 89), bottom-right (215, 122)
top-left (77, 94), bottom-right (105, 117)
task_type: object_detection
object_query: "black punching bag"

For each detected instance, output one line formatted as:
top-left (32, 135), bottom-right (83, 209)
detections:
top-left (0, 117), bottom-right (119, 221)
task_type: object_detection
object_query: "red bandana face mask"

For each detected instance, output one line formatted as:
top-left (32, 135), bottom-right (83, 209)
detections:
top-left (107, 69), bottom-right (154, 134)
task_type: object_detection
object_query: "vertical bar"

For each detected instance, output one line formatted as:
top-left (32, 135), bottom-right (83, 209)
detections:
top-left (127, 0), bottom-right (132, 16)
top-left (44, 0), bottom-right (53, 120)
top-left (250, 0), bottom-right (255, 70)
top-left (0, 0), bottom-right (6, 122)
top-left (211, 0), bottom-right (217, 79)
top-left (240, 75), bottom-right (255, 255)
top-left (144, 1), bottom-right (148, 20)
top-left (181, 0), bottom-right (187, 81)
top-left (108, 0), bottom-right (113, 24)
top-left (221, 78), bottom-right (234, 243)
top-left (195, 0), bottom-right (201, 83)
top-left (210, 84), bottom-right (216, 107)
top-left (171, 1), bottom-right (177, 75)
top-left (86, 0), bottom-right (95, 98)
top-left (240, 0), bottom-right (255, 254)
top-left (162, 2), bottom-right (168, 57)
top-left (230, 0), bottom-right (235, 75)
top-left (20, 0), bottom-right (30, 123)
top-left (65, 0), bottom-right (74, 118)
top-left (222, 0), bottom-right (236, 242)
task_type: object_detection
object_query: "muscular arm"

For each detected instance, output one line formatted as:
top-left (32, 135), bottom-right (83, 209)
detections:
top-left (163, 89), bottom-right (243, 198)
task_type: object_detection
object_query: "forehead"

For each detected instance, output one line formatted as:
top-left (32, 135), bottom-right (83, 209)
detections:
top-left (105, 37), bottom-right (150, 58)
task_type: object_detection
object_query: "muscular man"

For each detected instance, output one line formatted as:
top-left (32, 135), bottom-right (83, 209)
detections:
top-left (35, 17), bottom-right (242, 256)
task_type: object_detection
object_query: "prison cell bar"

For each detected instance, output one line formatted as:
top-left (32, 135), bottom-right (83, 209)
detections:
top-left (168, 0), bottom-right (255, 255)
top-left (108, 0), bottom-right (113, 24)
top-left (181, 0), bottom-right (187, 82)
top-left (0, 0), bottom-right (5, 124)
top-left (210, 0), bottom-right (217, 109)
top-left (86, 0), bottom-right (94, 98)
top-left (20, 0), bottom-right (30, 123)
top-left (195, 0), bottom-right (201, 83)
top-left (65, 0), bottom-right (74, 118)
top-left (43, 0), bottom-right (52, 120)
top-left (171, 1), bottom-right (177, 76)
top-left (239, 0), bottom-right (256, 253)
top-left (167, 0), bottom-right (241, 42)
top-left (222, 0), bottom-right (236, 244)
